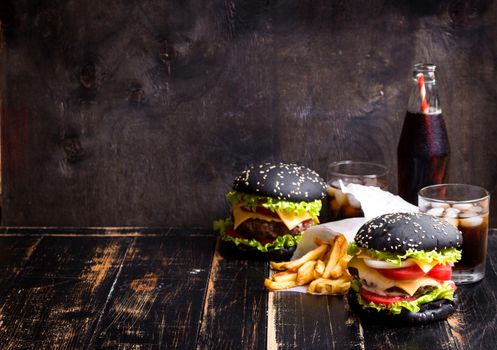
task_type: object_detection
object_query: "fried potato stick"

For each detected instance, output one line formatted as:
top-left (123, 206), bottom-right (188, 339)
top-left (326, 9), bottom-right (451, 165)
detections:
top-left (312, 260), bottom-right (325, 279)
top-left (266, 232), bottom-right (352, 295)
top-left (272, 271), bottom-right (297, 282)
top-left (270, 261), bottom-right (287, 271)
top-left (264, 279), bottom-right (298, 291)
top-left (308, 277), bottom-right (351, 295)
top-left (284, 244), bottom-right (328, 272)
top-left (297, 260), bottom-right (317, 286)
top-left (322, 234), bottom-right (347, 279)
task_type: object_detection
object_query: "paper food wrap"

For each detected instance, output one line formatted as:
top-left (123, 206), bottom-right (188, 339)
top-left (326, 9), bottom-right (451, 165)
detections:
top-left (279, 184), bottom-right (417, 293)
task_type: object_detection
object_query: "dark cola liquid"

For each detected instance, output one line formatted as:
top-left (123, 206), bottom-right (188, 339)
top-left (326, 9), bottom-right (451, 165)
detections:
top-left (397, 112), bottom-right (450, 204)
top-left (456, 215), bottom-right (489, 269)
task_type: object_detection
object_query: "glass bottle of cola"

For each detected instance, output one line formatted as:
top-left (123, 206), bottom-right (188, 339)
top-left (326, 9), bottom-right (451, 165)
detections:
top-left (397, 63), bottom-right (450, 205)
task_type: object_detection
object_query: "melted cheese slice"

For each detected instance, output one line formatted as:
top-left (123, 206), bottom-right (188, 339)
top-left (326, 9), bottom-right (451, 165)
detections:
top-left (410, 258), bottom-right (439, 273)
top-left (232, 205), bottom-right (281, 229)
top-left (276, 209), bottom-right (315, 230)
top-left (348, 257), bottom-right (441, 296)
top-left (232, 204), bottom-right (315, 230)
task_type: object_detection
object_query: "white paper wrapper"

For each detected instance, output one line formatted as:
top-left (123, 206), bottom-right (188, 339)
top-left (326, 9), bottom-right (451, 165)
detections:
top-left (278, 184), bottom-right (418, 294)
top-left (292, 217), bottom-right (365, 259)
top-left (343, 183), bottom-right (419, 220)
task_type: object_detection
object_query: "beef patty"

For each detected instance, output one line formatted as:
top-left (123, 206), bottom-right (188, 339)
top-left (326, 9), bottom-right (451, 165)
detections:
top-left (236, 218), bottom-right (313, 241)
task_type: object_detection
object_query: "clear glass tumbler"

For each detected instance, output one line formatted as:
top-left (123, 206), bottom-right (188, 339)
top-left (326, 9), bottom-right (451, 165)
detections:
top-left (326, 161), bottom-right (388, 221)
top-left (418, 184), bottom-right (490, 284)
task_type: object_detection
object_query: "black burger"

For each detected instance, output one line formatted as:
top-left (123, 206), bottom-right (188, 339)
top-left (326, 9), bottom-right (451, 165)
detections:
top-left (347, 212), bottom-right (463, 325)
top-left (214, 162), bottom-right (326, 261)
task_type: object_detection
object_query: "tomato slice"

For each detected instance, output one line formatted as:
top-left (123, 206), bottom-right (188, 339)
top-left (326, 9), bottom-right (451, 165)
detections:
top-left (225, 226), bottom-right (246, 239)
top-left (427, 263), bottom-right (452, 281)
top-left (359, 288), bottom-right (416, 306)
top-left (376, 264), bottom-right (426, 280)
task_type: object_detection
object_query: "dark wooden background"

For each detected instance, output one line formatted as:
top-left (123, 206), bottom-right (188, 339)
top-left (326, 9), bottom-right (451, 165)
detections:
top-left (1, 0), bottom-right (497, 227)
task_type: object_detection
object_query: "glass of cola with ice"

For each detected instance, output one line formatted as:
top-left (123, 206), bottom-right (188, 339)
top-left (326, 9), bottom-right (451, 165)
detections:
top-left (418, 184), bottom-right (490, 284)
top-left (326, 161), bottom-right (388, 221)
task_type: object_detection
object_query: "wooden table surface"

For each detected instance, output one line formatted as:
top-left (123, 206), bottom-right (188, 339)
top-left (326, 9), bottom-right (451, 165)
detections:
top-left (0, 227), bottom-right (495, 349)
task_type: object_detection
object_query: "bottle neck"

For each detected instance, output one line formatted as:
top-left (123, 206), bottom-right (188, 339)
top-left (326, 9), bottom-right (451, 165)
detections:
top-left (407, 76), bottom-right (441, 115)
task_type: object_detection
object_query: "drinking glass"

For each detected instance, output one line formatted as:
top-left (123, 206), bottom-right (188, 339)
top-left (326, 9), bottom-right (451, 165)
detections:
top-left (326, 161), bottom-right (388, 221)
top-left (418, 184), bottom-right (490, 284)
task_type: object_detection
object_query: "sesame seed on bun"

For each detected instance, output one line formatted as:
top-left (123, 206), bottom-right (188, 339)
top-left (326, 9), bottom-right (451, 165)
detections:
top-left (354, 212), bottom-right (463, 254)
top-left (216, 162), bottom-right (326, 261)
top-left (232, 162), bottom-right (326, 202)
top-left (348, 212), bottom-right (463, 325)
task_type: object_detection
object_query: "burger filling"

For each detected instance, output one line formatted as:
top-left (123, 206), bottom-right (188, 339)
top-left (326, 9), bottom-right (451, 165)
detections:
top-left (227, 191), bottom-right (322, 229)
top-left (213, 191), bottom-right (322, 252)
top-left (237, 218), bottom-right (313, 240)
top-left (347, 244), bottom-right (461, 314)
top-left (213, 218), bottom-right (304, 252)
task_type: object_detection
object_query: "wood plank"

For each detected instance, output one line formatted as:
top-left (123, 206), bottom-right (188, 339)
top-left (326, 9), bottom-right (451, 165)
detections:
top-left (268, 292), bottom-right (363, 350)
top-left (196, 240), bottom-right (268, 349)
top-left (89, 232), bottom-right (216, 349)
top-left (359, 313), bottom-right (459, 350)
top-left (0, 236), bottom-right (133, 349)
top-left (0, 236), bottom-right (41, 293)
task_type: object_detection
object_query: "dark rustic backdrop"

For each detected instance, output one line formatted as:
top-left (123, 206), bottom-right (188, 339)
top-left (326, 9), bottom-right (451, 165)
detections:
top-left (1, 0), bottom-right (497, 227)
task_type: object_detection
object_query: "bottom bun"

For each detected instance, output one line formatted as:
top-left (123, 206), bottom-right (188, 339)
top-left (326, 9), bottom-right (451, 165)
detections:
top-left (219, 239), bottom-right (296, 261)
top-left (347, 290), bottom-right (459, 325)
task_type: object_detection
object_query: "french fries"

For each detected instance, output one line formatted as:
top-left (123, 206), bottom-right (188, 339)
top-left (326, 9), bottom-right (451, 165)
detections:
top-left (272, 271), bottom-right (297, 282)
top-left (264, 233), bottom-right (352, 295)
top-left (264, 279), bottom-right (298, 290)
top-left (283, 244), bottom-right (328, 272)
top-left (313, 260), bottom-right (325, 279)
top-left (297, 260), bottom-right (316, 285)
top-left (322, 234), bottom-right (347, 279)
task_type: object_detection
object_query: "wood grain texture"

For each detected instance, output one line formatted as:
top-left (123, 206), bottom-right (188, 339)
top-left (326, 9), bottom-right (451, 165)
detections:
top-left (358, 309), bottom-right (460, 350)
top-left (2, 1), bottom-right (497, 226)
top-left (0, 236), bottom-right (133, 349)
top-left (268, 292), bottom-right (363, 350)
top-left (90, 232), bottom-right (216, 349)
top-left (196, 242), bottom-right (268, 349)
top-left (0, 236), bottom-right (41, 294)
top-left (0, 229), bottom-right (496, 349)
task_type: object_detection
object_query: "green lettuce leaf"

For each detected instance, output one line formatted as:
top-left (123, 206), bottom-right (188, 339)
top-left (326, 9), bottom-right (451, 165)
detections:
top-left (347, 242), bottom-right (461, 265)
top-left (213, 218), bottom-right (302, 252)
top-left (226, 191), bottom-right (322, 220)
top-left (351, 280), bottom-right (455, 315)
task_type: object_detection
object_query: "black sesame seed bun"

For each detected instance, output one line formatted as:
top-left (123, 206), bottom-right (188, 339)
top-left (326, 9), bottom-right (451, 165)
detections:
top-left (232, 162), bottom-right (326, 202)
top-left (355, 212), bottom-right (463, 253)
top-left (219, 162), bottom-right (326, 261)
top-left (347, 290), bottom-right (459, 326)
top-left (348, 212), bottom-right (462, 325)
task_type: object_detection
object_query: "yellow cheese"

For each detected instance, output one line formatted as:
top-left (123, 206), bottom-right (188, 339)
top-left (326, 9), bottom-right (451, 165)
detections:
top-left (275, 209), bottom-right (315, 230)
top-left (396, 278), bottom-right (440, 296)
top-left (232, 204), bottom-right (315, 231)
top-left (232, 205), bottom-right (281, 229)
top-left (348, 257), bottom-right (441, 296)
top-left (409, 258), bottom-right (439, 273)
